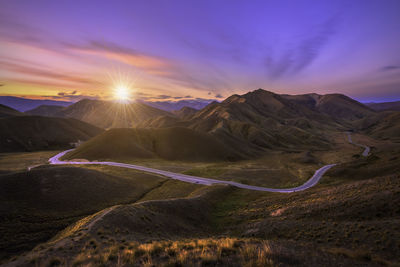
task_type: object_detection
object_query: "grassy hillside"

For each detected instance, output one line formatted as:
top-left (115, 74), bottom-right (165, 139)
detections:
top-left (138, 90), bottom-right (377, 154)
top-left (173, 106), bottom-right (198, 119)
top-left (366, 100), bottom-right (400, 111)
top-left (0, 104), bottom-right (22, 118)
top-left (365, 112), bottom-right (400, 142)
top-left (3, 131), bottom-right (400, 266)
top-left (0, 165), bottom-right (170, 260)
top-left (0, 151), bottom-right (58, 172)
top-left (11, 181), bottom-right (396, 266)
top-left (25, 105), bottom-right (65, 116)
top-left (185, 90), bottom-right (343, 152)
top-left (353, 111), bottom-right (400, 142)
top-left (57, 99), bottom-right (171, 129)
top-left (0, 116), bottom-right (103, 152)
top-left (314, 94), bottom-right (375, 120)
top-left (63, 127), bottom-right (244, 162)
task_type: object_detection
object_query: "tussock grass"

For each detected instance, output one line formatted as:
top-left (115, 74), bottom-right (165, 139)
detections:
top-left (65, 238), bottom-right (277, 267)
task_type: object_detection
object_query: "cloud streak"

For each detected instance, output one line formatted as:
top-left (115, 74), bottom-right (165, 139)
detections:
top-left (0, 60), bottom-right (99, 87)
top-left (380, 65), bottom-right (400, 71)
top-left (264, 18), bottom-right (336, 79)
top-left (65, 41), bottom-right (172, 74)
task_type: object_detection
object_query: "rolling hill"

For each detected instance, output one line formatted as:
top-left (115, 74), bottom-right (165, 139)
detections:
top-left (0, 116), bottom-right (103, 152)
top-left (0, 104), bottom-right (23, 118)
top-left (0, 165), bottom-right (167, 260)
top-left (363, 111), bottom-right (400, 141)
top-left (365, 100), bottom-right (400, 111)
top-left (56, 99), bottom-right (171, 128)
top-left (281, 93), bottom-right (375, 121)
top-left (115, 89), bottom-right (378, 155)
top-left (143, 99), bottom-right (214, 111)
top-left (184, 89), bottom-right (340, 151)
top-left (25, 104), bottom-right (65, 116)
top-left (63, 127), bottom-right (244, 161)
top-left (0, 96), bottom-right (71, 112)
top-left (173, 106), bottom-right (198, 119)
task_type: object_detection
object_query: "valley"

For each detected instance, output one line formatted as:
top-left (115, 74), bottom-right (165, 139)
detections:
top-left (0, 89), bottom-right (399, 266)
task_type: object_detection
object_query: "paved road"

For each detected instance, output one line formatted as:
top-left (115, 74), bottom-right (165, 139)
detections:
top-left (48, 153), bottom-right (335, 193)
top-left (48, 132), bottom-right (367, 193)
top-left (346, 132), bottom-right (370, 156)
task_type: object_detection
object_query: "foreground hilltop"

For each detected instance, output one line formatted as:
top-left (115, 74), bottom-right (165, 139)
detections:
top-left (63, 127), bottom-right (244, 162)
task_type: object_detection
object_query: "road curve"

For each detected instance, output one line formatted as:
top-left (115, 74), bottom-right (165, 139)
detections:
top-left (49, 153), bottom-right (336, 193)
top-left (346, 132), bottom-right (370, 157)
top-left (48, 132), bottom-right (367, 193)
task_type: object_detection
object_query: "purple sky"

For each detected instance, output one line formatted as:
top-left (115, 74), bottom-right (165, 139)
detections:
top-left (0, 0), bottom-right (400, 102)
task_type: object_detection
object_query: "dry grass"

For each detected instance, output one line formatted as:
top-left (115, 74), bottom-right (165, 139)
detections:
top-left (43, 238), bottom-right (277, 267)
top-left (0, 150), bottom-right (58, 171)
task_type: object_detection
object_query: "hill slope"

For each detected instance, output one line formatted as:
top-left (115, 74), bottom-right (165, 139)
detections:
top-left (57, 99), bottom-right (171, 129)
top-left (366, 100), bottom-right (400, 111)
top-left (184, 89), bottom-right (339, 152)
top-left (25, 104), bottom-right (65, 116)
top-left (282, 93), bottom-right (375, 121)
top-left (0, 165), bottom-right (166, 260)
top-left (63, 127), bottom-right (244, 161)
top-left (173, 106), bottom-right (198, 119)
top-left (0, 116), bottom-right (103, 152)
top-left (364, 112), bottom-right (400, 141)
top-left (0, 104), bottom-right (23, 118)
top-left (0, 96), bottom-right (71, 112)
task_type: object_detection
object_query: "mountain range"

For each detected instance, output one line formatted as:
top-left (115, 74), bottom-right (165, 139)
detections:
top-left (1, 89), bottom-right (399, 159)
top-left (0, 96), bottom-right (72, 112)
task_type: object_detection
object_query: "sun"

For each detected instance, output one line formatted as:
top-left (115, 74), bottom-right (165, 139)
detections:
top-left (114, 85), bottom-right (131, 101)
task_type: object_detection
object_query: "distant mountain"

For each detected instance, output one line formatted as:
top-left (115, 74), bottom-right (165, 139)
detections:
top-left (281, 93), bottom-right (375, 121)
top-left (0, 96), bottom-right (72, 112)
top-left (143, 99), bottom-right (215, 111)
top-left (63, 127), bottom-right (244, 162)
top-left (56, 99), bottom-right (171, 129)
top-left (365, 100), bottom-right (400, 111)
top-left (0, 116), bottom-right (103, 152)
top-left (0, 104), bottom-right (23, 118)
top-left (173, 106), bottom-right (198, 120)
top-left (140, 89), bottom-right (377, 153)
top-left (25, 105), bottom-right (65, 116)
top-left (185, 90), bottom-right (341, 152)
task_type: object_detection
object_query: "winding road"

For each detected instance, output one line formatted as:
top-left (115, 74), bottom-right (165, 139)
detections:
top-left (48, 133), bottom-right (369, 193)
top-left (346, 132), bottom-right (370, 156)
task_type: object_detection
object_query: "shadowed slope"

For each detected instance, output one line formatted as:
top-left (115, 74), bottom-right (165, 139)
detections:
top-left (25, 105), bottom-right (64, 117)
top-left (186, 89), bottom-right (336, 151)
top-left (0, 165), bottom-right (166, 260)
top-left (366, 100), bottom-right (400, 111)
top-left (63, 127), bottom-right (244, 161)
top-left (173, 106), bottom-right (198, 119)
top-left (57, 99), bottom-right (171, 129)
top-left (0, 104), bottom-right (23, 118)
top-left (0, 116), bottom-right (103, 152)
top-left (353, 111), bottom-right (400, 142)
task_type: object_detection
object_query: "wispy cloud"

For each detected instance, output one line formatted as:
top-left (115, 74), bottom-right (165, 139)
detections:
top-left (264, 18), bottom-right (337, 79)
top-left (65, 40), bottom-right (172, 74)
top-left (380, 65), bottom-right (400, 71)
top-left (0, 60), bottom-right (99, 87)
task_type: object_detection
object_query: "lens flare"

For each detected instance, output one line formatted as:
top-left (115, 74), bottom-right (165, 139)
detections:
top-left (114, 85), bottom-right (130, 101)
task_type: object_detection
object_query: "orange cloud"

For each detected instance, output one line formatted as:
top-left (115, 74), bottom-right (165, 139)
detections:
top-left (66, 41), bottom-right (172, 74)
top-left (1, 60), bottom-right (99, 87)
